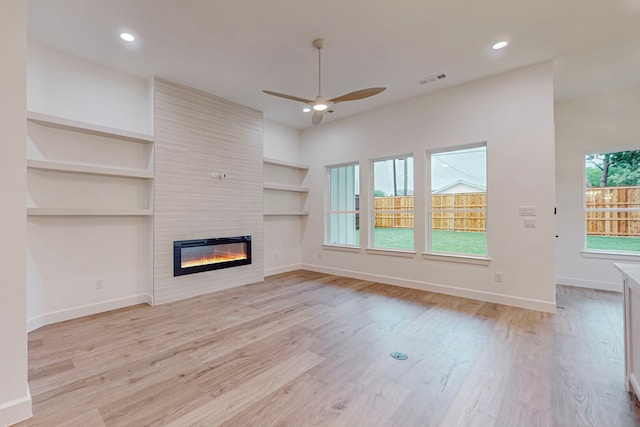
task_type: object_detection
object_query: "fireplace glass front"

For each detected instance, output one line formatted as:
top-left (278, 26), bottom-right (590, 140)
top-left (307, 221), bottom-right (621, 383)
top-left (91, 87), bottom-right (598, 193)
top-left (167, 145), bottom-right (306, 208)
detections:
top-left (173, 236), bottom-right (251, 276)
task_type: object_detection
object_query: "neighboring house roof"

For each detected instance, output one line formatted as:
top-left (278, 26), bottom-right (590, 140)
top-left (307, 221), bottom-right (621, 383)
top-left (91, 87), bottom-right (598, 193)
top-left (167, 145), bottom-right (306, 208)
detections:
top-left (433, 180), bottom-right (486, 194)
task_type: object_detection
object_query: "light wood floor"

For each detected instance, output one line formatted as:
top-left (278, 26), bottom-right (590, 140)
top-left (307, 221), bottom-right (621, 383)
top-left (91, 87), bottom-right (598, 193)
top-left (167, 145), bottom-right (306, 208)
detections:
top-left (17, 271), bottom-right (640, 427)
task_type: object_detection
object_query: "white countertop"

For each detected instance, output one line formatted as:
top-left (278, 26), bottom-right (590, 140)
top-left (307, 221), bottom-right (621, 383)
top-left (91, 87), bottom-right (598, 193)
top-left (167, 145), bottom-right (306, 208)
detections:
top-left (614, 262), bottom-right (640, 292)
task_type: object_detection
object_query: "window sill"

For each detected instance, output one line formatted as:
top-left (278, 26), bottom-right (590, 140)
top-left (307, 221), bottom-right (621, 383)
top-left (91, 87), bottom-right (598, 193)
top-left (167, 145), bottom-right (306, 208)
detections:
top-left (365, 248), bottom-right (416, 258)
top-left (581, 250), bottom-right (640, 261)
top-left (322, 244), bottom-right (361, 253)
top-left (422, 252), bottom-right (492, 266)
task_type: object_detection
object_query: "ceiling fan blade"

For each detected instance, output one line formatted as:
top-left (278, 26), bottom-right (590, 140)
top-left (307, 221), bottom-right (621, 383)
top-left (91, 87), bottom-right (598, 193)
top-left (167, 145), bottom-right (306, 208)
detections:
top-left (263, 90), bottom-right (314, 104)
top-left (329, 87), bottom-right (386, 104)
top-left (312, 111), bottom-right (324, 125)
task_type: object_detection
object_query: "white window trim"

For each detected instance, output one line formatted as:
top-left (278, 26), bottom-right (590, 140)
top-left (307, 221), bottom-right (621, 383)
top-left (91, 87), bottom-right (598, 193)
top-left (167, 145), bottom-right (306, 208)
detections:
top-left (369, 153), bottom-right (415, 252)
top-left (325, 161), bottom-right (360, 247)
top-left (365, 248), bottom-right (416, 258)
top-left (323, 244), bottom-right (361, 253)
top-left (426, 142), bottom-right (488, 257)
top-left (581, 250), bottom-right (640, 261)
top-left (422, 252), bottom-right (492, 265)
top-left (583, 148), bottom-right (640, 254)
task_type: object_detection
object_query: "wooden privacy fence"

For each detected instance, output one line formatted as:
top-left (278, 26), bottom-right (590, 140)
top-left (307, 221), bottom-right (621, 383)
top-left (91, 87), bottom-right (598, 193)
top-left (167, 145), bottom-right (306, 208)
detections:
top-left (586, 186), bottom-right (640, 237)
top-left (431, 193), bottom-right (486, 232)
top-left (374, 193), bottom-right (486, 232)
top-left (374, 186), bottom-right (640, 237)
top-left (374, 195), bottom-right (414, 229)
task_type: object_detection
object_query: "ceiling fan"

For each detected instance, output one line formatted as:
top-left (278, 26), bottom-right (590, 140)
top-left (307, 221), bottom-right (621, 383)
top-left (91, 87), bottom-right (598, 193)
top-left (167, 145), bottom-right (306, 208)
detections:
top-left (263, 38), bottom-right (386, 125)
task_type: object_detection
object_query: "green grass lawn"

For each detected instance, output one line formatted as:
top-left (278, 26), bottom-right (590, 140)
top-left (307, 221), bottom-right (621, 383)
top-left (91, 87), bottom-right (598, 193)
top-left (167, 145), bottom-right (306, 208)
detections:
top-left (431, 230), bottom-right (487, 255)
top-left (587, 235), bottom-right (640, 252)
top-left (357, 228), bottom-right (640, 255)
top-left (365, 228), bottom-right (487, 255)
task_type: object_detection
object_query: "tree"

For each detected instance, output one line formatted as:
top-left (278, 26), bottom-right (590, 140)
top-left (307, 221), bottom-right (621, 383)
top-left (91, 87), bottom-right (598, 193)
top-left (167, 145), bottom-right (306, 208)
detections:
top-left (586, 151), bottom-right (640, 187)
top-left (586, 167), bottom-right (601, 187)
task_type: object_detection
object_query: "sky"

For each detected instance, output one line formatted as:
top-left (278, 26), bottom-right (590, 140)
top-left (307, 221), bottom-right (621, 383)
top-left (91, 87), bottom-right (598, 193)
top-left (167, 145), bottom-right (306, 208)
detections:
top-left (370, 147), bottom-right (486, 196)
top-left (431, 146), bottom-right (486, 192)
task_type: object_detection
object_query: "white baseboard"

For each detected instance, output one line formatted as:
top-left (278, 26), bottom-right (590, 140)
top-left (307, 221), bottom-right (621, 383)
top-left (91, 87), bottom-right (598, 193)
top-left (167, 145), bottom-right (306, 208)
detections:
top-left (301, 263), bottom-right (556, 313)
top-left (144, 293), bottom-right (154, 306)
top-left (629, 372), bottom-right (640, 397)
top-left (27, 315), bottom-right (46, 333)
top-left (27, 294), bottom-right (151, 332)
top-left (555, 276), bottom-right (622, 292)
top-left (0, 390), bottom-right (32, 427)
top-left (265, 263), bottom-right (303, 277)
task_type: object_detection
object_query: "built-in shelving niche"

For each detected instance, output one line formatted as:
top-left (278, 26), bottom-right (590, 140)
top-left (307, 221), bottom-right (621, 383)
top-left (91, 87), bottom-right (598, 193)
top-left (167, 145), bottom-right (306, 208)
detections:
top-left (26, 111), bottom-right (154, 216)
top-left (26, 111), bottom-right (155, 330)
top-left (263, 157), bottom-right (309, 217)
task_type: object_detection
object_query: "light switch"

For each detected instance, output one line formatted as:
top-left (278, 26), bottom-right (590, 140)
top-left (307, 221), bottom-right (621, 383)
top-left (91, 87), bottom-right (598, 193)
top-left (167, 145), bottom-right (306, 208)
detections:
top-left (519, 206), bottom-right (536, 216)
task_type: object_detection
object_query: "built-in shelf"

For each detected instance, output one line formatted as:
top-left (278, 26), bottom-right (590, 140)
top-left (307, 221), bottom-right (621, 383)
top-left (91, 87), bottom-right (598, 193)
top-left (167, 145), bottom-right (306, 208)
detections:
top-left (264, 211), bottom-right (309, 216)
top-left (263, 157), bottom-right (309, 171)
top-left (27, 208), bottom-right (153, 217)
top-left (26, 111), bottom-right (154, 217)
top-left (27, 159), bottom-right (153, 179)
top-left (263, 158), bottom-right (308, 216)
top-left (263, 182), bottom-right (309, 193)
top-left (27, 111), bottom-right (154, 144)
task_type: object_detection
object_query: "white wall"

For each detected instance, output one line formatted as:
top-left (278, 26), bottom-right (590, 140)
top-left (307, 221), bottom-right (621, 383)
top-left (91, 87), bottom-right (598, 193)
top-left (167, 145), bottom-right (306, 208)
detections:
top-left (26, 45), bottom-right (153, 330)
top-left (263, 120), bottom-right (305, 275)
top-left (556, 86), bottom-right (640, 291)
top-left (301, 62), bottom-right (557, 312)
top-left (28, 43), bottom-right (152, 134)
top-left (264, 120), bottom-right (302, 162)
top-left (0, 1), bottom-right (31, 425)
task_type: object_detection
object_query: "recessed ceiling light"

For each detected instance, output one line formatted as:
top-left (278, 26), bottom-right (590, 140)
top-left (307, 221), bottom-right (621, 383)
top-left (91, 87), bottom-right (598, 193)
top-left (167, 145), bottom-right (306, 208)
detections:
top-left (302, 107), bottom-right (311, 113)
top-left (442, 163), bottom-right (449, 168)
top-left (120, 32), bottom-right (135, 42)
top-left (492, 41), bottom-right (508, 50)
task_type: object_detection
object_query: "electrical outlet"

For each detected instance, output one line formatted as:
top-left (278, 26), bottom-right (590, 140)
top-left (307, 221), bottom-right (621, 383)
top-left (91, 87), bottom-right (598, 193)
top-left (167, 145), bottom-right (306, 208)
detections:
top-left (95, 280), bottom-right (104, 290)
top-left (524, 218), bottom-right (536, 228)
top-left (274, 253), bottom-right (279, 261)
top-left (317, 252), bottom-right (322, 260)
top-left (494, 272), bottom-right (503, 283)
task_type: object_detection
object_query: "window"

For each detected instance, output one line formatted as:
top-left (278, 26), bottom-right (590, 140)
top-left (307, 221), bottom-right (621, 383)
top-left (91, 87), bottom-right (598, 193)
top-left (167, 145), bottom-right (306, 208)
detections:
top-left (327, 163), bottom-right (359, 246)
top-left (429, 144), bottom-right (487, 256)
top-left (371, 155), bottom-right (414, 250)
top-left (585, 150), bottom-right (640, 253)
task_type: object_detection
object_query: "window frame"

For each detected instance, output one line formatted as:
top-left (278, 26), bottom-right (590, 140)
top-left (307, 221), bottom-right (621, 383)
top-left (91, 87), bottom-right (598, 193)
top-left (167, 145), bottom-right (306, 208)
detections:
top-left (325, 161), bottom-right (360, 248)
top-left (425, 142), bottom-right (489, 259)
top-left (369, 153), bottom-right (415, 252)
top-left (583, 148), bottom-right (640, 257)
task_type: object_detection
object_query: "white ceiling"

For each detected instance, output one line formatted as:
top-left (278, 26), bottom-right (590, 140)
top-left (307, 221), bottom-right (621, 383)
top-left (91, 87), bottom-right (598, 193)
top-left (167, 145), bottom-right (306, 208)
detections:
top-left (28, 0), bottom-right (640, 129)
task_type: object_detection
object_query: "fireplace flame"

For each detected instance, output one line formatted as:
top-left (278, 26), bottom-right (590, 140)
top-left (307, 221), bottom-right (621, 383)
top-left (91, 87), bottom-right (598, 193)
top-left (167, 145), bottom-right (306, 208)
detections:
top-left (181, 250), bottom-right (247, 268)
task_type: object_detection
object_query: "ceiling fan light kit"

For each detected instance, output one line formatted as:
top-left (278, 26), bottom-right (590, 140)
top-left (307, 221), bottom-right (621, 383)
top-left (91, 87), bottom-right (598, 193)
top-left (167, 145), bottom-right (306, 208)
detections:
top-left (263, 38), bottom-right (386, 125)
top-left (312, 102), bottom-right (329, 111)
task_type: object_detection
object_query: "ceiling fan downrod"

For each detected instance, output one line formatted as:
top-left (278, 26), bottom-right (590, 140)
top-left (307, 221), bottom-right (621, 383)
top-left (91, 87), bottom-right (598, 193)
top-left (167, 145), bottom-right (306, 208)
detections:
top-left (313, 38), bottom-right (324, 97)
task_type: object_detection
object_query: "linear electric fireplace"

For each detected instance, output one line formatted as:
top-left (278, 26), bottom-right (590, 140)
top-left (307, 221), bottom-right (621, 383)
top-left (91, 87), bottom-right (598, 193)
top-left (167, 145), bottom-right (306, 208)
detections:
top-left (173, 236), bottom-right (252, 276)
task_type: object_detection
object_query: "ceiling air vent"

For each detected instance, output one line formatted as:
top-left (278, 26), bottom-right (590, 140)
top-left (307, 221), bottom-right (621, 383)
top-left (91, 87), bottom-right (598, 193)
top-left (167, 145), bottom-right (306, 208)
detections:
top-left (418, 73), bottom-right (447, 85)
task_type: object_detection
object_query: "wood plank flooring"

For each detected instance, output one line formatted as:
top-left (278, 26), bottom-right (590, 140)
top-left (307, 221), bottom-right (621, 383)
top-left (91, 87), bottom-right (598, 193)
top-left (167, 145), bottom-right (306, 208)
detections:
top-left (16, 271), bottom-right (640, 426)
